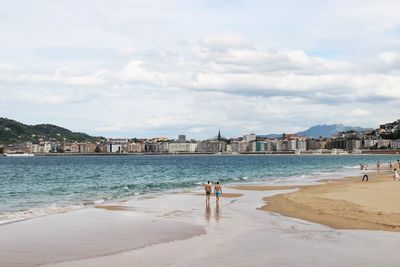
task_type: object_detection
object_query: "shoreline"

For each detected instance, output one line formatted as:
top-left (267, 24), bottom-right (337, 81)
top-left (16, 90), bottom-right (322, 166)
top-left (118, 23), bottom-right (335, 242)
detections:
top-left (2, 150), bottom-right (400, 157)
top-left (1, 169), bottom-right (400, 266)
top-left (257, 170), bottom-right (400, 232)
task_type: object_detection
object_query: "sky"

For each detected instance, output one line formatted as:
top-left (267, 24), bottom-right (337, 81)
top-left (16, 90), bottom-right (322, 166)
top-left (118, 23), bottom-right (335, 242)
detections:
top-left (1, 0), bottom-right (400, 139)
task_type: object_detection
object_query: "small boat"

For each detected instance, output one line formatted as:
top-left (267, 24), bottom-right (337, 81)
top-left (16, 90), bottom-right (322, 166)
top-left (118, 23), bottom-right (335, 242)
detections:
top-left (3, 153), bottom-right (34, 157)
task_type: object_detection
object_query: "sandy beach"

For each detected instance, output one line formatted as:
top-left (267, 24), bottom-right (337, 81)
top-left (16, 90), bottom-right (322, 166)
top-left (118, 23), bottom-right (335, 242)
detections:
top-left (260, 170), bottom-right (400, 232)
top-left (1, 171), bottom-right (400, 266)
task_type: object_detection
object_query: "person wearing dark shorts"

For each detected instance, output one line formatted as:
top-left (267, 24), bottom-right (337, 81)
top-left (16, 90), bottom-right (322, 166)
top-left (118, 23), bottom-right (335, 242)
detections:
top-left (362, 167), bottom-right (368, 182)
top-left (204, 181), bottom-right (212, 204)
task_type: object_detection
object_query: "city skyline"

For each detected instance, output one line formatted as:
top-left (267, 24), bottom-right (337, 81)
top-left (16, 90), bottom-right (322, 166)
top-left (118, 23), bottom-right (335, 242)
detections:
top-left (1, 1), bottom-right (400, 139)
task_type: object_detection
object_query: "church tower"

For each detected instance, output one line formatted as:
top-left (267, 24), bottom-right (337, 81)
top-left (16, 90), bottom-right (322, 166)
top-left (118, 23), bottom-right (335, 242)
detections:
top-left (218, 129), bottom-right (221, 141)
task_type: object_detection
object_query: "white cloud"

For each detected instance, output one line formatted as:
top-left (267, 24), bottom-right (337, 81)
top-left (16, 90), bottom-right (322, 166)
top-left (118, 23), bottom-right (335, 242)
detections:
top-left (1, 1), bottom-right (400, 138)
top-left (351, 108), bottom-right (371, 117)
top-left (117, 45), bottom-right (136, 56)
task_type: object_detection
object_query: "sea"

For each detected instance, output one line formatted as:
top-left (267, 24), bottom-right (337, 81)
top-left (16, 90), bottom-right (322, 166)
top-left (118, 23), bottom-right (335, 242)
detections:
top-left (1, 154), bottom-right (399, 224)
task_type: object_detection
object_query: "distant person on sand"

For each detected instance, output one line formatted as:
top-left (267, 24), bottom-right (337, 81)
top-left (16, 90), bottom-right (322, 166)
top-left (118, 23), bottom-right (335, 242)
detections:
top-left (362, 167), bottom-right (369, 182)
top-left (377, 161), bottom-right (380, 169)
top-left (389, 162), bottom-right (392, 170)
top-left (398, 160), bottom-right (400, 168)
top-left (393, 169), bottom-right (399, 181)
top-left (359, 164), bottom-right (364, 170)
top-left (204, 181), bottom-right (212, 204)
top-left (214, 182), bottom-right (222, 204)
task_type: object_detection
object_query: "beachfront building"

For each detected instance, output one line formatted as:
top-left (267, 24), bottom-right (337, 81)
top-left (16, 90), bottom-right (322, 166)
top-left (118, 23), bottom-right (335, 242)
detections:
top-left (363, 139), bottom-right (377, 148)
top-left (196, 140), bottom-right (226, 153)
top-left (128, 142), bottom-right (144, 153)
top-left (296, 139), bottom-right (307, 151)
top-left (106, 138), bottom-right (129, 153)
top-left (230, 141), bottom-right (251, 153)
top-left (158, 142), bottom-right (169, 153)
top-left (345, 140), bottom-right (361, 151)
top-left (79, 143), bottom-right (97, 153)
top-left (243, 133), bottom-right (256, 142)
top-left (3, 142), bottom-right (33, 154)
top-left (265, 140), bottom-right (276, 152)
top-left (168, 142), bottom-right (197, 153)
top-left (230, 141), bottom-right (240, 153)
top-left (306, 139), bottom-right (327, 150)
top-left (250, 141), bottom-right (268, 152)
top-left (391, 139), bottom-right (400, 149)
top-left (51, 143), bottom-right (61, 153)
top-left (377, 139), bottom-right (392, 149)
top-left (326, 138), bottom-right (346, 150)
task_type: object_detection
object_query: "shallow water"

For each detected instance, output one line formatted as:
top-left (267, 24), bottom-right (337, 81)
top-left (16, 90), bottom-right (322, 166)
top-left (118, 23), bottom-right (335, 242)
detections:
top-left (0, 154), bottom-right (398, 222)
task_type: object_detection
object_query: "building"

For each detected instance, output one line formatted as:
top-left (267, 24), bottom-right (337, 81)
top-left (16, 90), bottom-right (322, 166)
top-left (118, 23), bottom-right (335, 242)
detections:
top-left (377, 139), bottom-right (391, 148)
top-left (128, 142), bottom-right (144, 153)
top-left (196, 140), bottom-right (226, 153)
top-left (168, 142), bottom-right (197, 153)
top-left (363, 139), bottom-right (377, 148)
top-left (178, 135), bottom-right (186, 143)
top-left (106, 138), bottom-right (129, 153)
top-left (391, 139), bottom-right (400, 149)
top-left (243, 133), bottom-right (256, 142)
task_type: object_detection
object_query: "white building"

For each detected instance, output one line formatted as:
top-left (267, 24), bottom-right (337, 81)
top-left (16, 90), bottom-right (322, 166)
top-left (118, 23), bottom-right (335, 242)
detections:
top-left (377, 139), bottom-right (391, 148)
top-left (243, 133), bottom-right (256, 142)
top-left (363, 139), bottom-right (377, 148)
top-left (168, 143), bottom-right (197, 153)
top-left (391, 139), bottom-right (400, 149)
top-left (106, 138), bottom-right (129, 153)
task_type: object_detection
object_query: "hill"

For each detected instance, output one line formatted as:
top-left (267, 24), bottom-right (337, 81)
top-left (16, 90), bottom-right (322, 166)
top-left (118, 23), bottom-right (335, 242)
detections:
top-left (0, 118), bottom-right (101, 145)
top-left (296, 124), bottom-right (367, 138)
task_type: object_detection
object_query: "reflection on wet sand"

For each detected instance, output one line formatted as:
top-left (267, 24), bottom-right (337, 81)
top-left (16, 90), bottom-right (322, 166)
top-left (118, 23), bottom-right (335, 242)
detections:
top-left (205, 202), bottom-right (211, 223)
top-left (204, 202), bottom-right (221, 223)
top-left (214, 203), bottom-right (221, 222)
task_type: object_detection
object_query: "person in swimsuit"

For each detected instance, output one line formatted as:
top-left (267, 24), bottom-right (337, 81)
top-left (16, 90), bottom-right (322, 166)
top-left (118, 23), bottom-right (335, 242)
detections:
top-left (362, 167), bottom-right (369, 182)
top-left (393, 168), bottom-right (399, 181)
top-left (204, 181), bottom-right (212, 204)
top-left (214, 181), bottom-right (222, 204)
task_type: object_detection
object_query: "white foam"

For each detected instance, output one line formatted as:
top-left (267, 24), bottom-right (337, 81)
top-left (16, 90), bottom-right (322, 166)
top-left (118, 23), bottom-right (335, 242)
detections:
top-left (94, 199), bottom-right (105, 204)
top-left (0, 204), bottom-right (84, 225)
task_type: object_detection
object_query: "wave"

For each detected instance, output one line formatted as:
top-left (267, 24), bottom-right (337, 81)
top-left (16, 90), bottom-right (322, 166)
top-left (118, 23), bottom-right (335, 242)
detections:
top-left (0, 204), bottom-right (84, 225)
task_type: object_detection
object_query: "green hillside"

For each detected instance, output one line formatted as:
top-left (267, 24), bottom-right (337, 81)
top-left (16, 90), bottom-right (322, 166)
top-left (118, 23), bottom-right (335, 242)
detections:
top-left (0, 118), bottom-right (101, 145)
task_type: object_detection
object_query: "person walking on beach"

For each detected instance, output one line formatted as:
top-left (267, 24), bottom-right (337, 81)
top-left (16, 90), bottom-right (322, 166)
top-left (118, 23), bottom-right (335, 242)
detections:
top-left (362, 167), bottom-right (369, 182)
top-left (393, 169), bottom-right (399, 181)
top-left (389, 162), bottom-right (392, 170)
top-left (214, 182), bottom-right (222, 205)
top-left (204, 181), bottom-right (212, 204)
top-left (377, 161), bottom-right (380, 169)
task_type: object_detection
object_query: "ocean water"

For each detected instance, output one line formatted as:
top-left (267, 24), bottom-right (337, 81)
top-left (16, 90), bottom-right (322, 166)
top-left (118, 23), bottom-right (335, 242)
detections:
top-left (0, 154), bottom-right (399, 223)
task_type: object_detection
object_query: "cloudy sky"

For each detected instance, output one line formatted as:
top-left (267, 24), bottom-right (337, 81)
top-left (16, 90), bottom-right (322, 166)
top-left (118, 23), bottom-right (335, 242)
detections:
top-left (1, 0), bottom-right (400, 139)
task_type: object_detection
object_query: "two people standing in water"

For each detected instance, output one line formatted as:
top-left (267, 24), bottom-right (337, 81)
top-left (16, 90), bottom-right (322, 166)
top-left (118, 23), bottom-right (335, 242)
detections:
top-left (204, 181), bottom-right (222, 223)
top-left (204, 181), bottom-right (222, 204)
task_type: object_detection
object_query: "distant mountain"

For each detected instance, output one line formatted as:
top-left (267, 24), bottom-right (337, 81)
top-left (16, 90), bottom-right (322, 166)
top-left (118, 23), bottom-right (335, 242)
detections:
top-left (0, 117), bottom-right (101, 145)
top-left (296, 124), bottom-right (367, 138)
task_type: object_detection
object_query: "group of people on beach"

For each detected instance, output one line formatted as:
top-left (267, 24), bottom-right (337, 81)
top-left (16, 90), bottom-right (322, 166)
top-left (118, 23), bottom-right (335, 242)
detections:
top-left (204, 181), bottom-right (222, 204)
top-left (360, 159), bottom-right (400, 182)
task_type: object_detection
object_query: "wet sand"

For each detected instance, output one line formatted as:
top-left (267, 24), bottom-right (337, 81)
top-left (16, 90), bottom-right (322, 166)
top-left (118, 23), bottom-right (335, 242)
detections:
top-left (2, 174), bottom-right (400, 267)
top-left (261, 171), bottom-right (400, 232)
top-left (0, 208), bottom-right (204, 267)
top-left (231, 184), bottom-right (306, 191)
top-left (191, 192), bottom-right (243, 198)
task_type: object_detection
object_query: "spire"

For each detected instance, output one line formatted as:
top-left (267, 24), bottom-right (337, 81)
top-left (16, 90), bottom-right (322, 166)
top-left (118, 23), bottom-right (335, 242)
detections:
top-left (218, 129), bottom-right (221, 141)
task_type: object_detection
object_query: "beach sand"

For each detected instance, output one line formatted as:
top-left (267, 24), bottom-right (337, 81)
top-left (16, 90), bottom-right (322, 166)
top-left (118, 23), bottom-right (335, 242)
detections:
top-left (2, 172), bottom-right (400, 266)
top-left (260, 171), bottom-right (400, 232)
